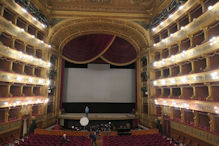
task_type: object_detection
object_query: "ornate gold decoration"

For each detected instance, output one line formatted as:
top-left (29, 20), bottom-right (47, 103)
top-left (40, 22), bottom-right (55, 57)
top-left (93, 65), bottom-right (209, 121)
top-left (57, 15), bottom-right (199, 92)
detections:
top-left (153, 98), bottom-right (219, 114)
top-left (49, 17), bottom-right (149, 56)
top-left (1, 0), bottom-right (46, 31)
top-left (152, 2), bottom-right (219, 50)
top-left (171, 121), bottom-right (219, 145)
top-left (100, 56), bottom-right (137, 66)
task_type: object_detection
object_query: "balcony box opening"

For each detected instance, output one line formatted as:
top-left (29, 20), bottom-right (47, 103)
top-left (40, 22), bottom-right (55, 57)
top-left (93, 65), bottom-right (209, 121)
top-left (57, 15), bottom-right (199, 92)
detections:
top-left (193, 57), bottom-right (206, 73)
top-left (170, 44), bottom-right (179, 55)
top-left (171, 65), bottom-right (180, 76)
top-left (181, 62), bottom-right (192, 75)
top-left (181, 87), bottom-right (193, 99)
top-left (192, 30), bottom-right (205, 47)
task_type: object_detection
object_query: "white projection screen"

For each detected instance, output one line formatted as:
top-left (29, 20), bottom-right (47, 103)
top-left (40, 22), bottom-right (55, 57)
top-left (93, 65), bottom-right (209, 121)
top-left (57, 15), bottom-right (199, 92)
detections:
top-left (62, 65), bottom-right (136, 103)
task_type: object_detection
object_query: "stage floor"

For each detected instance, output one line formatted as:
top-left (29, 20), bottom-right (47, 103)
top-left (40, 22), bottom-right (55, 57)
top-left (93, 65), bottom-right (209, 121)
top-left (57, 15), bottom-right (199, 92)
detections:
top-left (59, 113), bottom-right (137, 120)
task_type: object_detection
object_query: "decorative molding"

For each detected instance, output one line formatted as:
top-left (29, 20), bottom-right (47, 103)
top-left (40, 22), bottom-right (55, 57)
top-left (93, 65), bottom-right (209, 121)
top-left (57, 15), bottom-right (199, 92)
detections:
top-left (49, 17), bottom-right (149, 56)
top-left (0, 120), bottom-right (21, 135)
top-left (152, 2), bottom-right (219, 50)
top-left (153, 37), bottom-right (219, 69)
top-left (171, 121), bottom-right (219, 145)
top-left (153, 98), bottom-right (219, 114)
top-left (0, 44), bottom-right (51, 69)
top-left (1, 0), bottom-right (46, 31)
top-left (0, 71), bottom-right (49, 85)
top-left (0, 17), bottom-right (50, 50)
top-left (151, 0), bottom-right (199, 35)
top-left (152, 68), bottom-right (219, 86)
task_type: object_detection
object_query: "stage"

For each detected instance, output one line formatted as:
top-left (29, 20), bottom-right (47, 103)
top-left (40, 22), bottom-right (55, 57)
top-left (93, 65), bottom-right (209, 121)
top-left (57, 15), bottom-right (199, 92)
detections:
top-left (59, 113), bottom-right (138, 121)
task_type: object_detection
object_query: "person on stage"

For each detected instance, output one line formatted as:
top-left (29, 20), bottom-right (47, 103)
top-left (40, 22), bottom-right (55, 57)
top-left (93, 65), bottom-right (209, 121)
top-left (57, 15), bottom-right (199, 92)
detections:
top-left (85, 106), bottom-right (89, 117)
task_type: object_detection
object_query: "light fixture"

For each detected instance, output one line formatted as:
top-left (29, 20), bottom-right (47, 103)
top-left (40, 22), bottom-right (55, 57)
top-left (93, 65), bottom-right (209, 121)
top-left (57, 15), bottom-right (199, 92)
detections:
top-left (170, 55), bottom-right (175, 62)
top-left (32, 35), bottom-right (35, 38)
top-left (38, 79), bottom-right (43, 84)
top-left (170, 78), bottom-right (175, 84)
top-left (153, 62), bottom-right (157, 67)
top-left (30, 56), bottom-right (34, 62)
top-left (20, 28), bottom-right (24, 32)
top-left (181, 51), bottom-right (186, 57)
top-left (181, 26), bottom-right (184, 30)
top-left (16, 76), bottom-right (22, 81)
top-left (170, 33), bottom-right (173, 37)
top-left (211, 72), bottom-right (219, 79)
top-left (18, 52), bottom-right (23, 59)
top-left (171, 101), bottom-right (176, 106)
top-left (160, 21), bottom-right (164, 26)
top-left (181, 77), bottom-right (187, 83)
top-left (168, 14), bottom-right (173, 19)
top-left (16, 101), bottom-right (21, 104)
top-left (208, 6), bottom-right (213, 11)
top-left (39, 59), bottom-right (43, 64)
top-left (153, 44), bottom-right (156, 47)
top-left (48, 62), bottom-right (52, 67)
top-left (48, 45), bottom-right (52, 48)
top-left (13, 103), bottom-right (17, 107)
top-left (47, 80), bottom-right (51, 85)
top-left (162, 100), bottom-right (168, 105)
top-left (32, 17), bottom-right (37, 21)
top-left (45, 98), bottom-right (49, 103)
top-left (154, 99), bottom-right (158, 105)
top-left (4, 102), bottom-right (8, 105)
top-left (178, 5), bottom-right (184, 10)
top-left (183, 103), bottom-right (189, 109)
top-left (161, 80), bottom-right (166, 85)
top-left (153, 81), bottom-right (157, 86)
top-left (36, 99), bottom-right (41, 104)
top-left (214, 106), bottom-right (218, 110)
top-left (21, 8), bottom-right (27, 13)
top-left (42, 24), bottom-right (47, 28)
top-left (152, 27), bottom-right (156, 31)
top-left (27, 100), bottom-right (32, 104)
top-left (41, 40), bottom-right (44, 44)
top-left (28, 78), bottom-right (33, 83)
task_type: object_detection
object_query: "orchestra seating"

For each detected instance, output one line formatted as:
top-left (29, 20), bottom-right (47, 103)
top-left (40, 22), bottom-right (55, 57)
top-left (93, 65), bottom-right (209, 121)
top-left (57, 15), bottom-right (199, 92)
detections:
top-left (103, 134), bottom-right (174, 146)
top-left (15, 134), bottom-right (91, 146)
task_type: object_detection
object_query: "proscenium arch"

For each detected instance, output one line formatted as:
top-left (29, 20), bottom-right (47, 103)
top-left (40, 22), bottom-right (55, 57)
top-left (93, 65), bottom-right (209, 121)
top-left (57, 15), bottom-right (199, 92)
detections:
top-left (49, 17), bottom-right (149, 65)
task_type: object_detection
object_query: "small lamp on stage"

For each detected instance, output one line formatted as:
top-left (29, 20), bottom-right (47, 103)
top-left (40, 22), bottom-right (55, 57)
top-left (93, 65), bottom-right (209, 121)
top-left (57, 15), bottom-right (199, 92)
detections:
top-left (80, 116), bottom-right (89, 126)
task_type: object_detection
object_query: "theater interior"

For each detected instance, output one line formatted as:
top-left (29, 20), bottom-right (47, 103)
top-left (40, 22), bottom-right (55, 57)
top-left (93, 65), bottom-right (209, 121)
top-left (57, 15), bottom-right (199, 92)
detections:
top-left (0, 0), bottom-right (219, 145)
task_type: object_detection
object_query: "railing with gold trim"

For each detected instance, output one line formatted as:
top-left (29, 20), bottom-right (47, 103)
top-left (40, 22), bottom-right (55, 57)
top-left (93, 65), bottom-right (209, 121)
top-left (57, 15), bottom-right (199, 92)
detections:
top-left (153, 98), bottom-right (219, 114)
top-left (152, 0), bottom-right (199, 35)
top-left (0, 119), bottom-right (21, 135)
top-left (0, 71), bottom-right (49, 85)
top-left (0, 16), bottom-right (50, 50)
top-left (0, 44), bottom-right (51, 68)
top-left (1, 0), bottom-right (46, 32)
top-left (152, 68), bottom-right (219, 86)
top-left (152, 2), bottom-right (219, 50)
top-left (153, 37), bottom-right (219, 69)
top-left (170, 121), bottom-right (219, 145)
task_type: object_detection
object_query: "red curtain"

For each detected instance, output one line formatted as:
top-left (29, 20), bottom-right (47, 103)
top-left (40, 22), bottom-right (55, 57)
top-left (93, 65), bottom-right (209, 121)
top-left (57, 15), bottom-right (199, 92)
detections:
top-left (59, 59), bottom-right (65, 110)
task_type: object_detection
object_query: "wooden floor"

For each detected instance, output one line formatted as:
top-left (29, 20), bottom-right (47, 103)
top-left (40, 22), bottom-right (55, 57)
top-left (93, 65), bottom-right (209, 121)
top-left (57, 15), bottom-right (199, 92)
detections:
top-left (59, 113), bottom-right (137, 120)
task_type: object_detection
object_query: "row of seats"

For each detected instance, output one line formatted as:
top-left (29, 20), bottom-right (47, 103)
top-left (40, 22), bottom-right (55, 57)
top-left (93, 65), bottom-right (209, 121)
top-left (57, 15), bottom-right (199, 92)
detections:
top-left (103, 134), bottom-right (176, 146)
top-left (15, 134), bottom-right (91, 146)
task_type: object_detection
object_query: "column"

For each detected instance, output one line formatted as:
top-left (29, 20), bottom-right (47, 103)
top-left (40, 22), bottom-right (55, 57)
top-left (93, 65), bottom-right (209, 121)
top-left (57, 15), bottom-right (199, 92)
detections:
top-left (193, 110), bottom-right (199, 127)
top-left (208, 113), bottom-right (215, 132)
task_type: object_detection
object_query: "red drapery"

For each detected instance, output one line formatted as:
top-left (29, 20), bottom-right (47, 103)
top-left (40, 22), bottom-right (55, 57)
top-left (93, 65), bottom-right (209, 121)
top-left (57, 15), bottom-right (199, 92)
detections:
top-left (59, 59), bottom-right (65, 110)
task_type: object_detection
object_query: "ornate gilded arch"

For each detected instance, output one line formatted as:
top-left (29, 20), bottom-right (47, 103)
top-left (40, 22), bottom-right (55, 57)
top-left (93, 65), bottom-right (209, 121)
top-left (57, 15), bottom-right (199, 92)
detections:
top-left (49, 17), bottom-right (149, 58)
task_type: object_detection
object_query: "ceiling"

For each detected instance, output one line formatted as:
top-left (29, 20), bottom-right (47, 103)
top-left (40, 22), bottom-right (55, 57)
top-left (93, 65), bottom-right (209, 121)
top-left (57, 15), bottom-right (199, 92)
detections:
top-left (35, 0), bottom-right (171, 23)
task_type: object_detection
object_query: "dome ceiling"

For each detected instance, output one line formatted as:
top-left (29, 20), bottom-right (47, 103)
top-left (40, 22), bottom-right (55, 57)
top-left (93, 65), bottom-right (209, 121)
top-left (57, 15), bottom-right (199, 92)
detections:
top-left (62, 34), bottom-right (137, 65)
